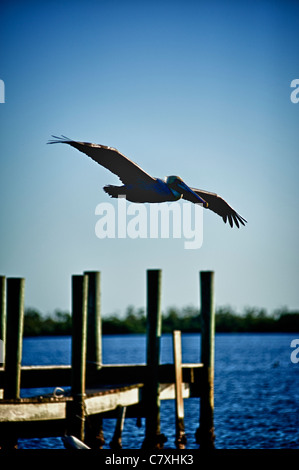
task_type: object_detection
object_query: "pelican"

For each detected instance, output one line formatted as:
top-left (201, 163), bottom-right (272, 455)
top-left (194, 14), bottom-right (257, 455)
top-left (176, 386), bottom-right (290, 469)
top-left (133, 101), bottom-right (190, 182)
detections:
top-left (48, 136), bottom-right (247, 228)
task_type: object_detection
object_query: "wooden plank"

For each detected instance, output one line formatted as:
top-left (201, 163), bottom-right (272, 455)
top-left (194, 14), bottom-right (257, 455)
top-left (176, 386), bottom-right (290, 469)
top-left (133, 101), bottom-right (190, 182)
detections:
top-left (173, 331), bottom-right (184, 420)
top-left (0, 383), bottom-right (191, 421)
top-left (159, 383), bottom-right (190, 400)
top-left (0, 385), bottom-right (142, 422)
top-left (0, 363), bottom-right (203, 390)
top-left (0, 382), bottom-right (190, 422)
top-left (17, 365), bottom-right (71, 389)
top-left (85, 386), bottom-right (140, 415)
top-left (173, 330), bottom-right (186, 448)
top-left (0, 401), bottom-right (66, 422)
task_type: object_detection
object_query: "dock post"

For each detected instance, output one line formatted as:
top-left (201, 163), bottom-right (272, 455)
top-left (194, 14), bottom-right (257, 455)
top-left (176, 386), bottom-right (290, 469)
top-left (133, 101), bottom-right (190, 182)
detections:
top-left (196, 271), bottom-right (215, 449)
top-left (0, 276), bottom-right (6, 369)
top-left (142, 269), bottom-right (166, 450)
top-left (173, 330), bottom-right (186, 449)
top-left (4, 278), bottom-right (25, 400)
top-left (110, 406), bottom-right (126, 449)
top-left (84, 271), bottom-right (102, 372)
top-left (2, 278), bottom-right (25, 449)
top-left (67, 274), bottom-right (88, 443)
top-left (84, 271), bottom-right (105, 449)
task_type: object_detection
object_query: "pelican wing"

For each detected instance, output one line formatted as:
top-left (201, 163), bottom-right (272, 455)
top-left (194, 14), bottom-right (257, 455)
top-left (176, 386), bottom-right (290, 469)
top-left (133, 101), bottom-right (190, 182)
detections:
top-left (48, 136), bottom-right (155, 185)
top-left (189, 187), bottom-right (247, 228)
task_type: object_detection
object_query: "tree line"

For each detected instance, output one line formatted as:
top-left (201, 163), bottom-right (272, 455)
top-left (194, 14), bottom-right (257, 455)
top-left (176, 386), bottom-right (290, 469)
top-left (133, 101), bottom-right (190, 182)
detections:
top-left (22, 305), bottom-right (299, 336)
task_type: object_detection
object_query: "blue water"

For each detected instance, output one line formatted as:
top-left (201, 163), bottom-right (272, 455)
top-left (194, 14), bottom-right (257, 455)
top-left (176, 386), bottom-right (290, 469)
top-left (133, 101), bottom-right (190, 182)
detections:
top-left (19, 333), bottom-right (299, 449)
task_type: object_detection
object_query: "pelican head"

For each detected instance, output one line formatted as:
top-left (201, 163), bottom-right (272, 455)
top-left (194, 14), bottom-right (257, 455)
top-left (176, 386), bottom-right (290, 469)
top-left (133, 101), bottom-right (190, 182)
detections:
top-left (166, 176), bottom-right (208, 207)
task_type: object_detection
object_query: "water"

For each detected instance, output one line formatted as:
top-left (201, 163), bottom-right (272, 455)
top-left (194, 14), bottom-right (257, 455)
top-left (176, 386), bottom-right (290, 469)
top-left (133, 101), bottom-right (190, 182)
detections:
top-left (18, 333), bottom-right (299, 449)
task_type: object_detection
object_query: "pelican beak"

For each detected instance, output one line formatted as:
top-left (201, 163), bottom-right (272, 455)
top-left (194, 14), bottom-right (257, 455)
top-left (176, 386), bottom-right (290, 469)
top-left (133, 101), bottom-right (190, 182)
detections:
top-left (177, 180), bottom-right (209, 207)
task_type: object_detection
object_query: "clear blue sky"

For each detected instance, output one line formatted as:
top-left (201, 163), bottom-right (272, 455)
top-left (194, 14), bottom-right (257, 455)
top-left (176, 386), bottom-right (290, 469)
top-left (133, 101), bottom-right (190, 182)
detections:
top-left (1, 0), bottom-right (298, 317)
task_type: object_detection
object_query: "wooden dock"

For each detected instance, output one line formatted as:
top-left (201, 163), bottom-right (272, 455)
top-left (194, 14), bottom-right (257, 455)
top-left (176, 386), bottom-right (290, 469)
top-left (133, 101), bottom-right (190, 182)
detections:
top-left (0, 270), bottom-right (215, 450)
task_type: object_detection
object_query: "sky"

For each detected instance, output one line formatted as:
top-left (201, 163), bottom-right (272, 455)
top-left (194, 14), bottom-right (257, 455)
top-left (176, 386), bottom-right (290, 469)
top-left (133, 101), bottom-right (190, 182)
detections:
top-left (0, 0), bottom-right (298, 317)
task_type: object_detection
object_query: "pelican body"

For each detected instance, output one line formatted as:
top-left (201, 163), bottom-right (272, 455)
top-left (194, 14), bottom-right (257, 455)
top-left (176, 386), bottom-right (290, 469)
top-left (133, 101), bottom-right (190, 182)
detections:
top-left (104, 176), bottom-right (207, 205)
top-left (49, 136), bottom-right (247, 228)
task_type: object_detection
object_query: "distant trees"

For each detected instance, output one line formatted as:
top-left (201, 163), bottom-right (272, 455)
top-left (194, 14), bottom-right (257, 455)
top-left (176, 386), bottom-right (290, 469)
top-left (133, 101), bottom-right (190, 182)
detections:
top-left (24, 309), bottom-right (72, 336)
top-left (102, 306), bottom-right (146, 334)
top-left (22, 305), bottom-right (299, 337)
top-left (161, 306), bottom-right (201, 333)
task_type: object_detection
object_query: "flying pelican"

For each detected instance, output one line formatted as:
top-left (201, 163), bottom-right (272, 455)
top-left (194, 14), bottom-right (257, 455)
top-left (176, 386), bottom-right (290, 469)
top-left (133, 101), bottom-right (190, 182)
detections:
top-left (48, 136), bottom-right (247, 228)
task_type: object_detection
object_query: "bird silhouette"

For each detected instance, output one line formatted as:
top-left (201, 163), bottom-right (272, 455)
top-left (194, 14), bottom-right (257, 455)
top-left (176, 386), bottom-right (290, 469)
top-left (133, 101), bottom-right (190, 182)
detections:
top-left (49, 136), bottom-right (247, 228)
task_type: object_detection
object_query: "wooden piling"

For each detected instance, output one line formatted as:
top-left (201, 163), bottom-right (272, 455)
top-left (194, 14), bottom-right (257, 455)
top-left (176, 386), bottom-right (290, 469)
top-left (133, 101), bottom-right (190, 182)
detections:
top-left (196, 271), bottom-right (215, 449)
top-left (67, 274), bottom-right (88, 442)
top-left (4, 278), bottom-right (25, 400)
top-left (173, 330), bottom-right (186, 449)
top-left (84, 271), bottom-right (105, 449)
top-left (84, 415), bottom-right (105, 449)
top-left (84, 271), bottom-right (102, 372)
top-left (0, 276), bottom-right (6, 367)
top-left (110, 406), bottom-right (126, 449)
top-left (142, 269), bottom-right (166, 449)
top-left (1, 278), bottom-right (25, 448)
